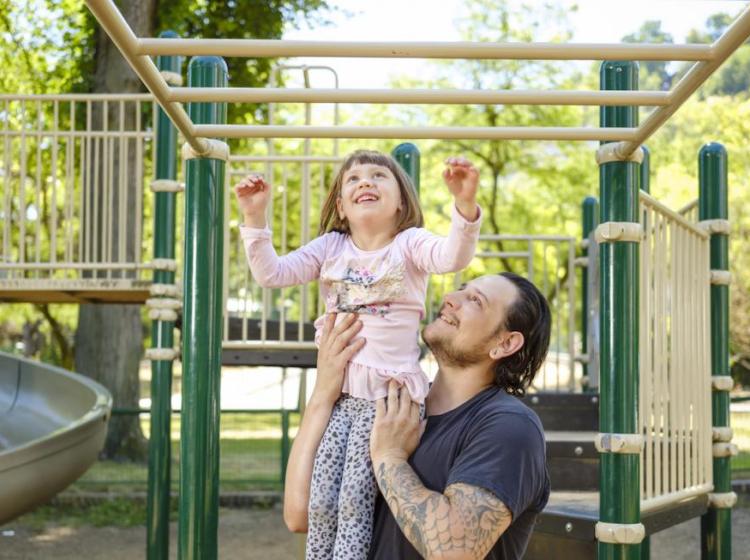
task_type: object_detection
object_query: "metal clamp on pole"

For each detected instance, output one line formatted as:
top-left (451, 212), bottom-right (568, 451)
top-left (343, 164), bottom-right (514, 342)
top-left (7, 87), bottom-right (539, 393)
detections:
top-left (574, 354), bottom-right (590, 364)
top-left (160, 70), bottom-right (183, 86)
top-left (151, 179), bottom-right (184, 193)
top-left (152, 258), bottom-right (178, 271)
top-left (711, 376), bottom-right (734, 391)
top-left (150, 283), bottom-right (182, 298)
top-left (712, 442), bottom-right (739, 458)
top-left (712, 427), bottom-right (733, 442)
top-left (595, 522), bottom-right (646, 545)
top-left (710, 270), bottom-right (732, 285)
top-left (574, 256), bottom-right (588, 267)
top-left (146, 298), bottom-right (182, 311)
top-left (708, 492), bottom-right (738, 509)
top-left (595, 433), bottom-right (644, 454)
top-left (149, 309), bottom-right (179, 322)
top-left (182, 139), bottom-right (229, 161)
top-left (595, 142), bottom-right (645, 165)
top-left (594, 222), bottom-right (643, 244)
top-left (698, 219), bottom-right (730, 235)
top-left (146, 348), bottom-right (180, 362)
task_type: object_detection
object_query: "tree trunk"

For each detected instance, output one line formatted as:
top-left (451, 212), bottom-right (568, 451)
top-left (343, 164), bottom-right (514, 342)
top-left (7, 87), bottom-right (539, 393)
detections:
top-left (74, 0), bottom-right (156, 461)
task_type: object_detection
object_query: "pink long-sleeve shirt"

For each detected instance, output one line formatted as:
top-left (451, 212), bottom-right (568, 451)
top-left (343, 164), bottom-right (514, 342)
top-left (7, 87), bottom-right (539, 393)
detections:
top-left (240, 205), bottom-right (482, 403)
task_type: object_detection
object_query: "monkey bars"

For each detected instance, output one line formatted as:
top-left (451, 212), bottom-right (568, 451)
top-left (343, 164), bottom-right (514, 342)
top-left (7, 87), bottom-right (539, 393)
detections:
top-left (84, 0), bottom-right (750, 156)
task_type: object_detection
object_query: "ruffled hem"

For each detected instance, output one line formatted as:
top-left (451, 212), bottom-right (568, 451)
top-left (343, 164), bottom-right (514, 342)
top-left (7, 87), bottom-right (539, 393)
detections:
top-left (342, 361), bottom-right (430, 404)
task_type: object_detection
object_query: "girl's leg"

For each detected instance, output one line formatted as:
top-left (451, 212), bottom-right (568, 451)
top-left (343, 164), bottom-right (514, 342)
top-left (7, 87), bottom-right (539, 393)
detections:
top-left (306, 396), bottom-right (353, 560)
top-left (332, 398), bottom-right (377, 560)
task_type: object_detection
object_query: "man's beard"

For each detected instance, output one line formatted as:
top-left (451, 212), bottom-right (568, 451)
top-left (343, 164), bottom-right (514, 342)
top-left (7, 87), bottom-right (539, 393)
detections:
top-left (422, 322), bottom-right (490, 368)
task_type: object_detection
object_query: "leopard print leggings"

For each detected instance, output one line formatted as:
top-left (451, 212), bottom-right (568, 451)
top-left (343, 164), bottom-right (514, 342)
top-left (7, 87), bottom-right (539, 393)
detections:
top-left (306, 395), bottom-right (377, 560)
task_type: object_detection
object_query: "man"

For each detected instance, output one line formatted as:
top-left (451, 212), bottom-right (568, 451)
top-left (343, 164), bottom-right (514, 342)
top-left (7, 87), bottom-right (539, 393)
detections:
top-left (284, 272), bottom-right (551, 559)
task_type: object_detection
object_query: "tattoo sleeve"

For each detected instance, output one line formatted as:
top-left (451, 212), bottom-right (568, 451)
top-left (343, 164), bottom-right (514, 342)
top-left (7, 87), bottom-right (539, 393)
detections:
top-left (374, 458), bottom-right (512, 559)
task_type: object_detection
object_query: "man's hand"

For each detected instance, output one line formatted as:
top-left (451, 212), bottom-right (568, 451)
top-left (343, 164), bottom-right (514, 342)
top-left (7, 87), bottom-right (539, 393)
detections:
top-left (312, 313), bottom-right (365, 405)
top-left (370, 380), bottom-right (425, 466)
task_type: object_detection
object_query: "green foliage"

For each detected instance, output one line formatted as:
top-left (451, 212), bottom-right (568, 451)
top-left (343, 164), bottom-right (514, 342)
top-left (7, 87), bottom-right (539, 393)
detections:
top-left (621, 21), bottom-right (674, 91)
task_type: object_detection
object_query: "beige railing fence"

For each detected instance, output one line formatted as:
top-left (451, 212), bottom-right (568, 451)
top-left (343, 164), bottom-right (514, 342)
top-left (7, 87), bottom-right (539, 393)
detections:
top-left (638, 191), bottom-right (713, 510)
top-left (0, 94), bottom-right (156, 300)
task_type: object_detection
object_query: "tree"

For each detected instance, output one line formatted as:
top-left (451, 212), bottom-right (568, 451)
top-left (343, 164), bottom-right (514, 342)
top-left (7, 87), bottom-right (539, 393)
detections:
top-left (621, 21), bottom-right (675, 91)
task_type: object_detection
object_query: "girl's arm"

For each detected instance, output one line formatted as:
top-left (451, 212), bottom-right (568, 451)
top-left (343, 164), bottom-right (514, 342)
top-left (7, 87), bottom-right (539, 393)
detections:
top-left (240, 227), bottom-right (330, 288)
top-left (408, 204), bottom-right (482, 274)
top-left (283, 313), bottom-right (365, 532)
top-left (408, 156), bottom-right (482, 274)
top-left (236, 173), bottom-right (328, 288)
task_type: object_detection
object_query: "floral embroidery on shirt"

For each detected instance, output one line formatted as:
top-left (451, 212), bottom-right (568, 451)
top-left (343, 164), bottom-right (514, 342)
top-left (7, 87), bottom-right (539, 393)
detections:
top-left (325, 256), bottom-right (406, 316)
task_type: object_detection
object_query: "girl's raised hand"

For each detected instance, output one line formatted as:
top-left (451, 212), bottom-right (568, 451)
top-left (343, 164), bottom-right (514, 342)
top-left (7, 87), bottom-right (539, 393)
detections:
top-left (234, 174), bottom-right (272, 227)
top-left (442, 157), bottom-right (480, 220)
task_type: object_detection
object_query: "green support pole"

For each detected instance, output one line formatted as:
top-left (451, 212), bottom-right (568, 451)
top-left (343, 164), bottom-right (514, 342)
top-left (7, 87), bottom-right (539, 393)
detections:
top-left (178, 56), bottom-right (228, 560)
top-left (640, 146), bottom-right (650, 194)
top-left (581, 196), bottom-right (598, 389)
top-left (391, 142), bottom-right (420, 195)
top-left (598, 60), bottom-right (642, 560)
top-left (147, 30), bottom-right (181, 560)
top-left (699, 142), bottom-right (733, 560)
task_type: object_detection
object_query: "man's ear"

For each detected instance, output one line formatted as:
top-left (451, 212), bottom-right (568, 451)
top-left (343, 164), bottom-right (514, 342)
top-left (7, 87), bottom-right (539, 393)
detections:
top-left (489, 331), bottom-right (524, 360)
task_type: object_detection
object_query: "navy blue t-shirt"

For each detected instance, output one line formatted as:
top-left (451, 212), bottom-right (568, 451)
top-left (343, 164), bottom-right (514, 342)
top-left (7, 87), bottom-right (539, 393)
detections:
top-left (368, 386), bottom-right (550, 560)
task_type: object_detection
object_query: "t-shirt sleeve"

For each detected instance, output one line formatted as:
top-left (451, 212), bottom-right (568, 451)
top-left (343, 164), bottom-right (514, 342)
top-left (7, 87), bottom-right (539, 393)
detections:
top-left (445, 411), bottom-right (548, 520)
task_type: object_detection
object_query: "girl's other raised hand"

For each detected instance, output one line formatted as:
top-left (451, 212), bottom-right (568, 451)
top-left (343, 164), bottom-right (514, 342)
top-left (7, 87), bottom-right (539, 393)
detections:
top-left (234, 174), bottom-right (272, 227)
top-left (442, 156), bottom-right (480, 221)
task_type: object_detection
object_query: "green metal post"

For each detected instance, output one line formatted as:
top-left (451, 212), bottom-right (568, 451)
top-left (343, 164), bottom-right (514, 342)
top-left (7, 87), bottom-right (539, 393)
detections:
top-left (178, 56), bottom-right (228, 560)
top-left (581, 196), bottom-right (598, 389)
top-left (598, 60), bottom-right (642, 560)
top-left (699, 142), bottom-right (733, 560)
top-left (640, 146), bottom-right (650, 194)
top-left (391, 142), bottom-right (420, 195)
top-left (147, 30), bottom-right (181, 560)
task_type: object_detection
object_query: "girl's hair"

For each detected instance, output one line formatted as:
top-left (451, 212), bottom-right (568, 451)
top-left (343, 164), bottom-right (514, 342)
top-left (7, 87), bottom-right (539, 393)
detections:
top-left (319, 150), bottom-right (424, 235)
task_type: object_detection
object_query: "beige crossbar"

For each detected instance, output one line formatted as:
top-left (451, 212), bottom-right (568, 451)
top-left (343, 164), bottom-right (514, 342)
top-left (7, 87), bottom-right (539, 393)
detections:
top-left (168, 87), bottom-right (670, 106)
top-left (136, 39), bottom-right (714, 61)
top-left (194, 124), bottom-right (637, 141)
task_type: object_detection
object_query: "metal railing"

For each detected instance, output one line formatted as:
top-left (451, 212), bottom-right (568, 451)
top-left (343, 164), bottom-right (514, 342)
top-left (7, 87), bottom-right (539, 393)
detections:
top-left (0, 94), bottom-right (156, 295)
top-left (638, 191), bottom-right (713, 511)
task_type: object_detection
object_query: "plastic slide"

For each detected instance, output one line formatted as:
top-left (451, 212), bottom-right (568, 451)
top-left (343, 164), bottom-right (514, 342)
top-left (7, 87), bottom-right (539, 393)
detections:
top-left (0, 351), bottom-right (111, 524)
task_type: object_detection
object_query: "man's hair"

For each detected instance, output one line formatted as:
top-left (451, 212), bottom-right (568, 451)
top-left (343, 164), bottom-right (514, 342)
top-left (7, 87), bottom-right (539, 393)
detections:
top-left (493, 272), bottom-right (551, 397)
top-left (319, 149), bottom-right (424, 235)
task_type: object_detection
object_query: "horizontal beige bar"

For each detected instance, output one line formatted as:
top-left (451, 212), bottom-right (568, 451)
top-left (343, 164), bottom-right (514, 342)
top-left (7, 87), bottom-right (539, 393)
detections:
top-left (0, 130), bottom-right (153, 138)
top-left (195, 124), bottom-right (637, 141)
top-left (620, 4), bottom-right (750, 155)
top-left (479, 234), bottom-right (575, 242)
top-left (0, 262), bottom-right (150, 270)
top-left (0, 94), bottom-right (153, 101)
top-left (137, 39), bottom-right (714, 61)
top-left (639, 192), bottom-right (709, 239)
top-left (221, 341), bottom-right (317, 350)
top-left (169, 87), bottom-right (671, 106)
top-left (229, 155), bottom-right (344, 163)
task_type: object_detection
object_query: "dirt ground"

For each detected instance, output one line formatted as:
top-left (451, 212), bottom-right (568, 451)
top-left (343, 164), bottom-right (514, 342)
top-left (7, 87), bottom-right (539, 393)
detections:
top-left (1, 504), bottom-right (749, 559)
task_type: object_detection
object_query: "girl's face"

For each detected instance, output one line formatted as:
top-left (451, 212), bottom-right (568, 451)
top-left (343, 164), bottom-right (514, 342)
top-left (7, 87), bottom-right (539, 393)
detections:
top-left (336, 162), bottom-right (402, 232)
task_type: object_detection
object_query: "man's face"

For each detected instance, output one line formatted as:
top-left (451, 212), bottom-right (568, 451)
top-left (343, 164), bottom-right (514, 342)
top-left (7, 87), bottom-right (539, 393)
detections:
top-left (423, 275), bottom-right (519, 366)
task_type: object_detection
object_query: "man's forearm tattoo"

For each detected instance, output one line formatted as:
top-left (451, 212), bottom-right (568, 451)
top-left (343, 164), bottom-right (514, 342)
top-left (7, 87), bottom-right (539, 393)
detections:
top-left (375, 460), bottom-right (511, 559)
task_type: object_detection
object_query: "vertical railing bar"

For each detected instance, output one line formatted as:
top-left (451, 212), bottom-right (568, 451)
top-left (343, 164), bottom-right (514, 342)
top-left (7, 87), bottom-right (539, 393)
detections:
top-left (34, 100), bottom-right (43, 273)
top-left (19, 100), bottom-right (27, 265)
top-left (107, 100), bottom-right (115, 279)
top-left (84, 100), bottom-right (91, 266)
top-left (279, 164), bottom-right (288, 344)
top-left (554, 242), bottom-right (561, 390)
top-left (51, 100), bottom-right (59, 266)
top-left (567, 240), bottom-right (576, 391)
top-left (655, 211), bottom-right (665, 498)
top-left (669, 220), bottom-right (677, 494)
top-left (118, 100), bottom-right (126, 269)
top-left (135, 102), bottom-right (144, 274)
top-left (542, 243), bottom-right (549, 390)
top-left (2, 99), bottom-right (11, 263)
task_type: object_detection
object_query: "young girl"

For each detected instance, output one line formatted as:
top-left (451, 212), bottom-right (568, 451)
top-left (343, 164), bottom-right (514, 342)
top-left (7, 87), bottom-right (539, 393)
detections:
top-left (234, 150), bottom-right (481, 559)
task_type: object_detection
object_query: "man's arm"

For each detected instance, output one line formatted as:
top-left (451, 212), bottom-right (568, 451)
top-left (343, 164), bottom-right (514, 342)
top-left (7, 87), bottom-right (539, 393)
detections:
top-left (375, 459), bottom-right (511, 559)
top-left (370, 382), bottom-right (512, 559)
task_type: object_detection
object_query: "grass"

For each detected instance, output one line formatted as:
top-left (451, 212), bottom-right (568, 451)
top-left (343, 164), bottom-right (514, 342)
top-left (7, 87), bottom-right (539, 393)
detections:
top-left (15, 498), bottom-right (170, 530)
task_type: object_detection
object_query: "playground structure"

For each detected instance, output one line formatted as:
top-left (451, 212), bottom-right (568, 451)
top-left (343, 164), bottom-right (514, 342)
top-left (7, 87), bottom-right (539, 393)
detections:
top-left (0, 0), bottom-right (745, 558)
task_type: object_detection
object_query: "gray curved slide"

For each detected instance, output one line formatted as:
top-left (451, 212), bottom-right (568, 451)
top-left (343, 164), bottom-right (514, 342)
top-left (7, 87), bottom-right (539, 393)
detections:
top-left (0, 351), bottom-right (112, 524)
